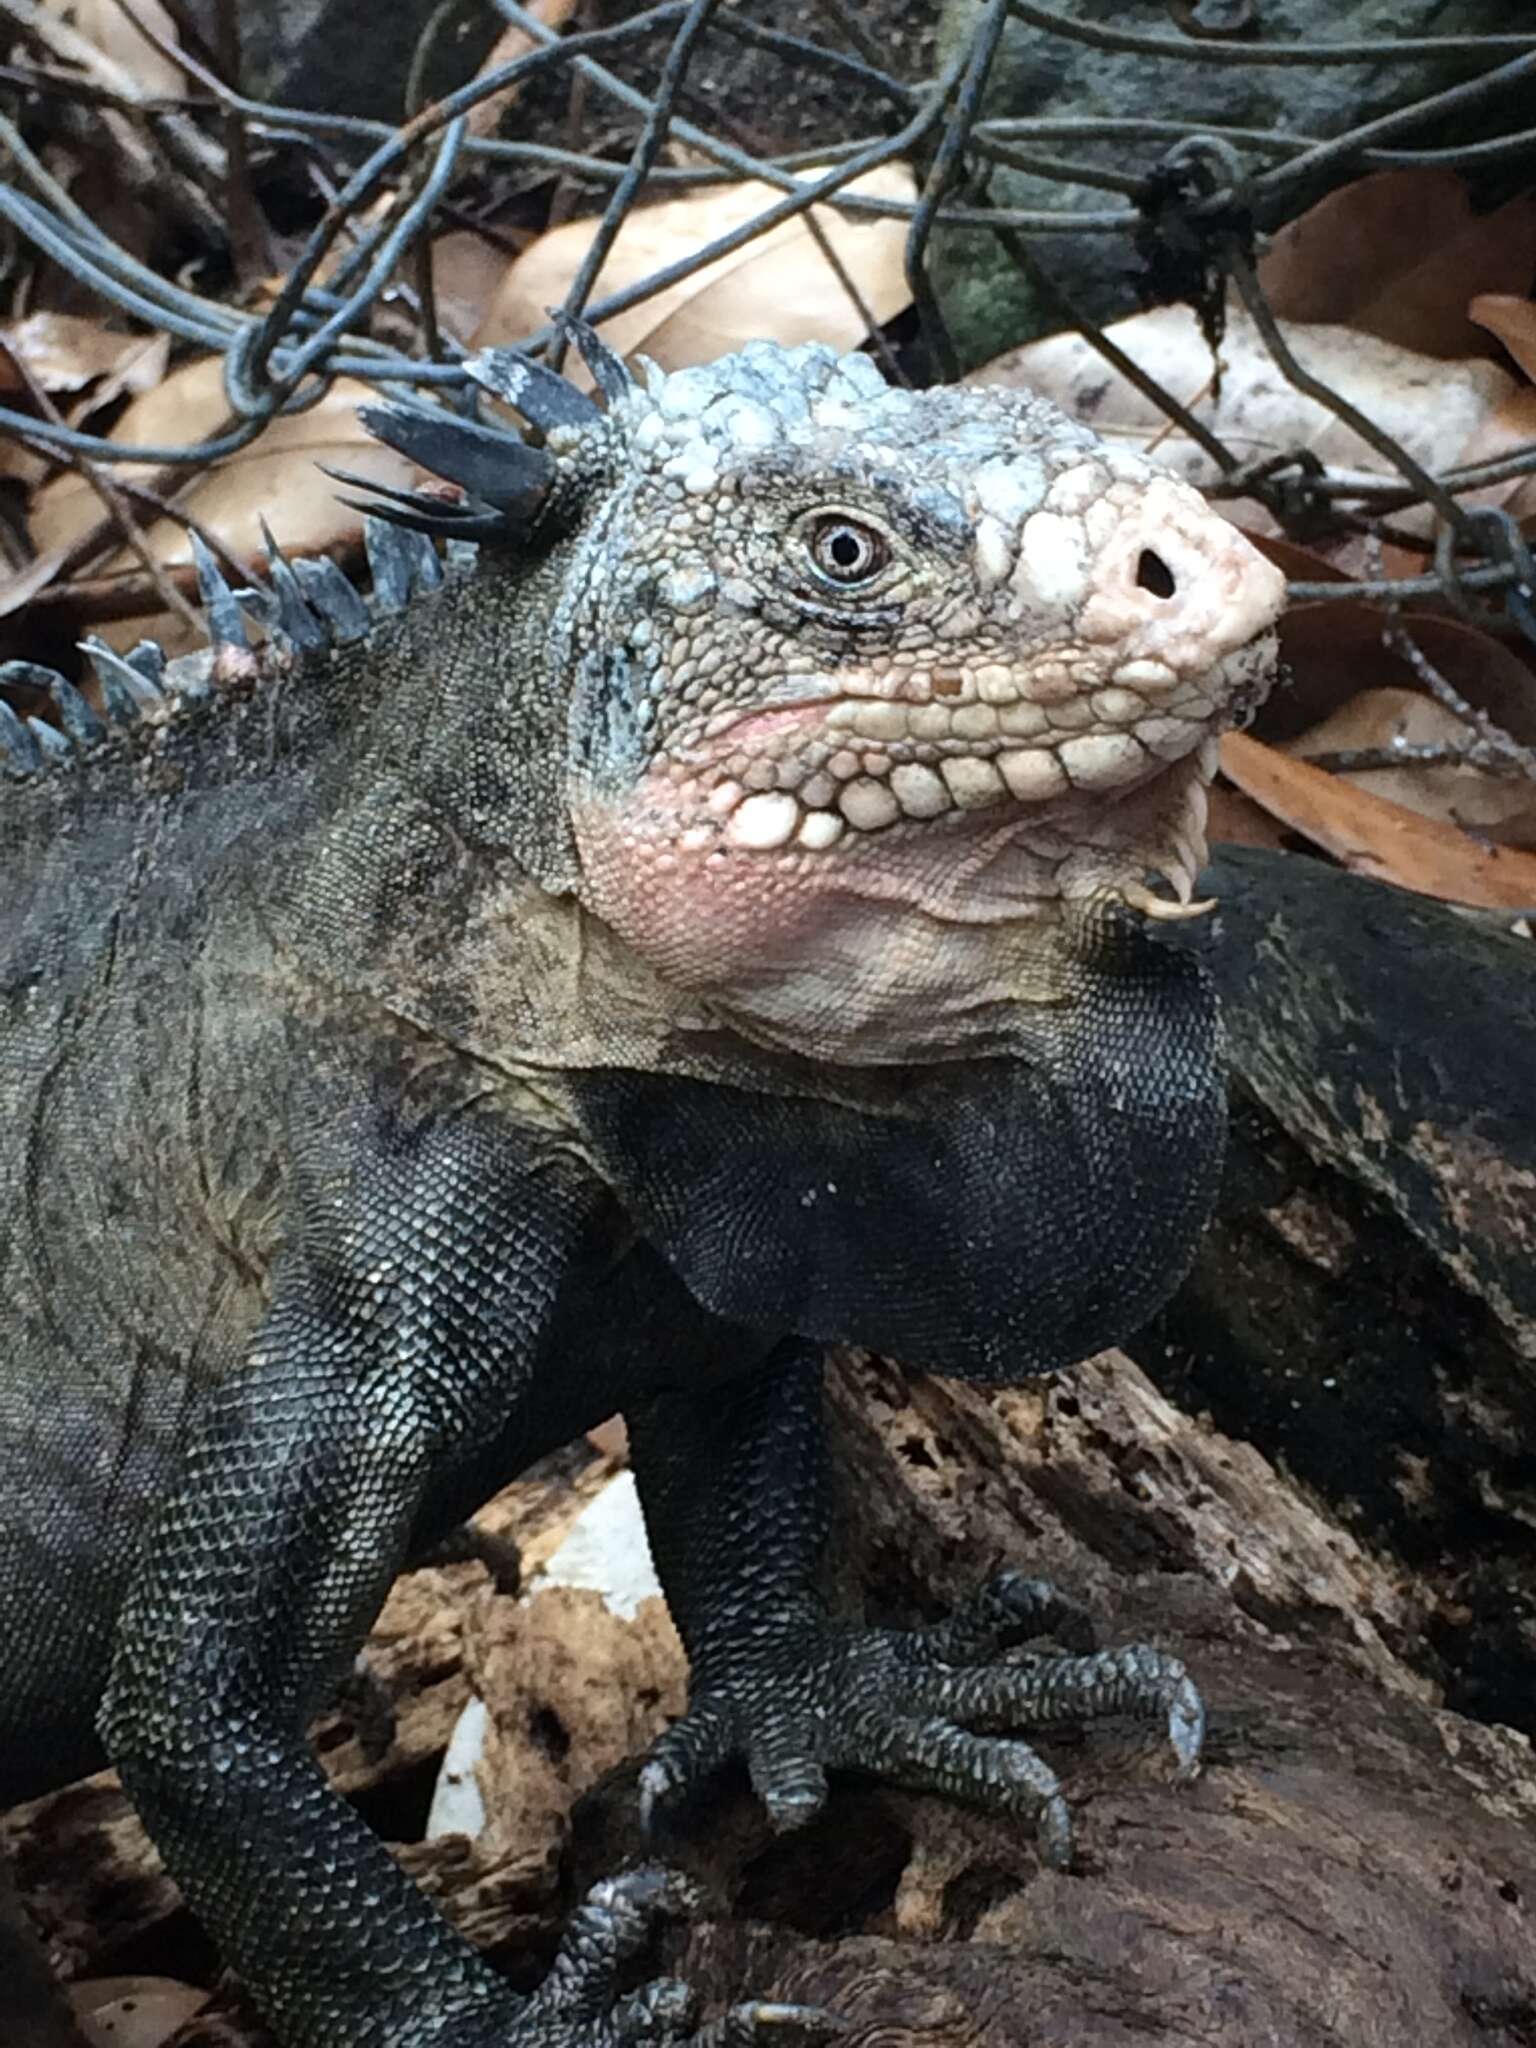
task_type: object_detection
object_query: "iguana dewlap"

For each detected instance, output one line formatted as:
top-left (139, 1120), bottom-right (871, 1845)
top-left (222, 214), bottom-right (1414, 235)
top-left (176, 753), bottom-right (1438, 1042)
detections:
top-left (0, 331), bottom-right (1283, 2048)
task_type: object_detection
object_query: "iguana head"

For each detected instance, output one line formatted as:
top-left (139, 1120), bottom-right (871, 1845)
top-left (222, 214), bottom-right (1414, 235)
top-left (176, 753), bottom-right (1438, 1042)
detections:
top-left (369, 335), bottom-right (1285, 1063)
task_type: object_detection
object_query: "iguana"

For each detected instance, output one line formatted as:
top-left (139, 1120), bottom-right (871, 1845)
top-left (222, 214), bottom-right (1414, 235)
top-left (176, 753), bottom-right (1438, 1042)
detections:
top-left (0, 330), bottom-right (1284, 2048)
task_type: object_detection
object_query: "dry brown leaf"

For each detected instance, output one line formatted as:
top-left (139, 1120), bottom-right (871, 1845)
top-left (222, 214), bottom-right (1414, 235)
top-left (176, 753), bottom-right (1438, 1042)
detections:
top-left (1376, 537), bottom-right (1432, 583)
top-left (30, 353), bottom-right (226, 489)
top-left (71, 1974), bottom-right (210, 2048)
top-left (1438, 383), bottom-right (1536, 528)
top-left (29, 357), bottom-right (416, 575)
top-left (81, 330), bottom-right (172, 414)
top-left (476, 165), bottom-right (916, 372)
top-left (1422, 294), bottom-right (1536, 528)
top-left (2, 313), bottom-right (165, 397)
top-left (1259, 171), bottom-right (1536, 361)
top-left (973, 305), bottom-right (1512, 540)
top-left (431, 231), bottom-right (530, 347)
top-left (1287, 686), bottom-right (1536, 848)
top-left (1265, 604), bottom-right (1536, 748)
top-left (1221, 730), bottom-right (1536, 909)
top-left (1469, 293), bottom-right (1536, 385)
top-left (1242, 529), bottom-right (1352, 585)
top-left (1207, 778), bottom-right (1293, 852)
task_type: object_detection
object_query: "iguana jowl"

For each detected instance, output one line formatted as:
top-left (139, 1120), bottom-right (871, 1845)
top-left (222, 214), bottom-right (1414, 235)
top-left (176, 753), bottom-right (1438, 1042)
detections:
top-left (0, 331), bottom-right (1284, 2048)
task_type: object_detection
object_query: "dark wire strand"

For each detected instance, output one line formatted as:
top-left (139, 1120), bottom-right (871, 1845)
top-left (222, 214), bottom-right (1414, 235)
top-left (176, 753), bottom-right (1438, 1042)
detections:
top-left (0, 0), bottom-right (1529, 629)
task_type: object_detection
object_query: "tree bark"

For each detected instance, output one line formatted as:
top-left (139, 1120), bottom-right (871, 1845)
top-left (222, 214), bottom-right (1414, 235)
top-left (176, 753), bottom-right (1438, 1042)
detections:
top-left (1140, 847), bottom-right (1536, 1736)
top-left (9, 1347), bottom-right (1535, 2048)
top-left (571, 1351), bottom-right (1536, 2048)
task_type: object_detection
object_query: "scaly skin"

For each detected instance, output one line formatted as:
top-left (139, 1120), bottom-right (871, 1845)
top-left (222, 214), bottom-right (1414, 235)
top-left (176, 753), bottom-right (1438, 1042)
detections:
top-left (559, 345), bottom-right (1281, 1061)
top-left (0, 336), bottom-right (1284, 2047)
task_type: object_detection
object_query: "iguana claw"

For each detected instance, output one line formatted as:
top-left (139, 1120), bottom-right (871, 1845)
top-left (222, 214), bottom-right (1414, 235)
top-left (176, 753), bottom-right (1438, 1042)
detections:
top-left (640, 1571), bottom-right (1202, 1871)
top-left (1118, 879), bottom-right (1219, 922)
top-left (495, 1868), bottom-right (842, 2046)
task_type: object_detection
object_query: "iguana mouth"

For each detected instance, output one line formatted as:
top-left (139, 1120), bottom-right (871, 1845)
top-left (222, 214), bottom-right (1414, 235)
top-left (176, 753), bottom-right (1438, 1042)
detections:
top-left (652, 633), bottom-right (1272, 868)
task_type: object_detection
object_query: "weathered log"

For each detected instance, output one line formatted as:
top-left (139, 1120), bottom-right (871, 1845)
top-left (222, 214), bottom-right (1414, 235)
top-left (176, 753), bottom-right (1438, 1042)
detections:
top-left (1137, 846), bottom-right (1536, 1735)
top-left (10, 1348), bottom-right (1535, 2047)
top-left (567, 1353), bottom-right (1536, 2048)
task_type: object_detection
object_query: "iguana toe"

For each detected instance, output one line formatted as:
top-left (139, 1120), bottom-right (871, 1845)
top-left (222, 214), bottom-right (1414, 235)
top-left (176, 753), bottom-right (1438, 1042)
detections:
top-left (501, 1869), bottom-right (840, 2046)
top-left (637, 1577), bottom-right (1202, 1868)
top-left (539, 1867), bottom-right (700, 2005)
top-left (909, 1570), bottom-right (1099, 1661)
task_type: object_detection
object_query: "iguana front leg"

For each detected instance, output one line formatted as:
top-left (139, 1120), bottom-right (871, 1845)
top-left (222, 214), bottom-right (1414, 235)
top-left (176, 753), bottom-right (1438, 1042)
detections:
top-left (98, 1103), bottom-right (826, 2048)
top-left (630, 1344), bottom-right (1202, 1867)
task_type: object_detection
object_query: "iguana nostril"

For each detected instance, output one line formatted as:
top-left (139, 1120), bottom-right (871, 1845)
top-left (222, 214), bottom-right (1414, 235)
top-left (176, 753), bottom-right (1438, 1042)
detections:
top-left (1136, 548), bottom-right (1176, 599)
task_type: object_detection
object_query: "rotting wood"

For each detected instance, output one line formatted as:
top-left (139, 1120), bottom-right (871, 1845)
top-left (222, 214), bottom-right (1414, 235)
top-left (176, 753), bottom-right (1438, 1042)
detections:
top-left (1140, 846), bottom-right (1536, 1738)
top-left (9, 1348), bottom-right (1535, 2048)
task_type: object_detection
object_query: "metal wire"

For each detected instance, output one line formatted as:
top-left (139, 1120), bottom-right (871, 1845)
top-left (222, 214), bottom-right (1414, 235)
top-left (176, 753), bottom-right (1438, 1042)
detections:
top-left (0, 0), bottom-right (1530, 625)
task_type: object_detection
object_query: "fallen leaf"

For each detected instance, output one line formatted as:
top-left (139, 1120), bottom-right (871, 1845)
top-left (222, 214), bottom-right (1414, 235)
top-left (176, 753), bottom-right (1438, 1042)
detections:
top-left (1242, 530), bottom-right (1352, 585)
top-left (1207, 778), bottom-right (1293, 852)
top-left (1258, 170), bottom-right (1536, 361)
top-left (476, 164), bottom-right (915, 371)
top-left (1376, 537), bottom-right (1431, 584)
top-left (1437, 382), bottom-right (1536, 527)
top-left (1468, 293), bottom-right (1536, 385)
top-left (71, 1974), bottom-right (210, 2048)
top-left (1287, 685), bottom-right (1536, 847)
top-left (2, 313), bottom-right (165, 397)
top-left (29, 356), bottom-right (416, 574)
top-left (79, 329), bottom-right (172, 414)
top-left (973, 304), bottom-right (1512, 538)
top-left (1265, 604), bottom-right (1536, 746)
top-left (431, 230), bottom-right (529, 346)
top-left (1220, 730), bottom-right (1536, 909)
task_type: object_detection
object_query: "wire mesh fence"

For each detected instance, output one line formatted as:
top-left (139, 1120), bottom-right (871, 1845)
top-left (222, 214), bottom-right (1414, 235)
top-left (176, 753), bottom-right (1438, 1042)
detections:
top-left (0, 0), bottom-right (1533, 625)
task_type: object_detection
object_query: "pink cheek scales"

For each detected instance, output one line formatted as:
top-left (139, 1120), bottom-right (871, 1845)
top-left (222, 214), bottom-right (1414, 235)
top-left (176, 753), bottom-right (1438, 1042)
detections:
top-left (571, 791), bottom-right (834, 993)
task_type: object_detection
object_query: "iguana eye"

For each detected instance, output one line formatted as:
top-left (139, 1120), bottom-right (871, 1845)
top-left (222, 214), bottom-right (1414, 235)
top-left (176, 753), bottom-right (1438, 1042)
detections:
top-left (806, 516), bottom-right (889, 586)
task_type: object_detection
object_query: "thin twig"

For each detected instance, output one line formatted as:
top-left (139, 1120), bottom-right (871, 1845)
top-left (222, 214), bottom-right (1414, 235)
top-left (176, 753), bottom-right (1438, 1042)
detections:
top-left (1381, 615), bottom-right (1536, 777)
top-left (1308, 739), bottom-right (1531, 777)
top-left (7, 359), bottom-right (201, 635)
top-left (211, 0), bottom-right (267, 284)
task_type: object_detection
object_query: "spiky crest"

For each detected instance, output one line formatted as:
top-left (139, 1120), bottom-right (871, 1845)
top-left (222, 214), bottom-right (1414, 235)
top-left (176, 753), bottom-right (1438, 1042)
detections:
top-left (0, 331), bottom-right (621, 805)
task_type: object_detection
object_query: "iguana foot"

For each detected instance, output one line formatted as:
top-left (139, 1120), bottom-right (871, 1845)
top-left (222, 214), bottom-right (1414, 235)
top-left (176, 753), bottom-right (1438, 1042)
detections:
top-left (485, 1869), bottom-right (839, 2047)
top-left (639, 1573), bottom-right (1201, 1869)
